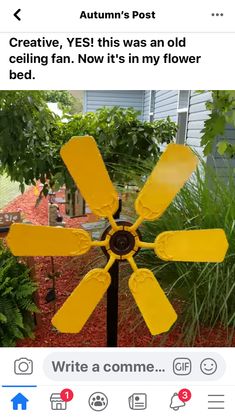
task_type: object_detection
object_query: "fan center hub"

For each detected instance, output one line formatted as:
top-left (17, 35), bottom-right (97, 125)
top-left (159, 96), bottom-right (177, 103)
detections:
top-left (110, 230), bottom-right (135, 256)
top-left (101, 220), bottom-right (141, 260)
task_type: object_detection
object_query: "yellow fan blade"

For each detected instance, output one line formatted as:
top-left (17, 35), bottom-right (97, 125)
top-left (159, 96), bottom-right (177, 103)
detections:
top-left (135, 144), bottom-right (198, 220)
top-left (7, 223), bottom-right (91, 256)
top-left (129, 268), bottom-right (177, 335)
top-left (52, 268), bottom-right (111, 333)
top-left (60, 136), bottom-right (119, 217)
top-left (155, 229), bottom-right (228, 262)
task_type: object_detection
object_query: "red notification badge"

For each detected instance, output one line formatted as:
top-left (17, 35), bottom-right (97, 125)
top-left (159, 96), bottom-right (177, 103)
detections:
top-left (60, 388), bottom-right (74, 402)
top-left (178, 388), bottom-right (191, 402)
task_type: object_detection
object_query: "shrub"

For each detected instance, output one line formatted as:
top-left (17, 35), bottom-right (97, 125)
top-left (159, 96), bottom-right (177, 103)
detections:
top-left (0, 242), bottom-right (38, 346)
top-left (54, 107), bottom-right (177, 187)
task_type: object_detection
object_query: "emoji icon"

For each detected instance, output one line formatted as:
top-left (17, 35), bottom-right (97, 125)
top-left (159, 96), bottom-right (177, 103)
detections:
top-left (200, 358), bottom-right (217, 375)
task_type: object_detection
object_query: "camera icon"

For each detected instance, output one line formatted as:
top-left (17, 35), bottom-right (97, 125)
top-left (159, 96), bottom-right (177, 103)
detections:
top-left (14, 358), bottom-right (33, 375)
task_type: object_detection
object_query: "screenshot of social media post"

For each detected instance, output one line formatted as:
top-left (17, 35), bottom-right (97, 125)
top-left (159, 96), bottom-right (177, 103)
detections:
top-left (0, 0), bottom-right (235, 416)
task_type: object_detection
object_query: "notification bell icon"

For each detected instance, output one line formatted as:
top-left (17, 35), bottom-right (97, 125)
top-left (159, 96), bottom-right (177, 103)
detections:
top-left (169, 393), bottom-right (186, 411)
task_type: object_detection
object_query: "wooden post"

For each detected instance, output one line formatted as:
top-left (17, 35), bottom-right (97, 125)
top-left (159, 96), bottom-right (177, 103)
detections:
top-left (65, 188), bottom-right (86, 217)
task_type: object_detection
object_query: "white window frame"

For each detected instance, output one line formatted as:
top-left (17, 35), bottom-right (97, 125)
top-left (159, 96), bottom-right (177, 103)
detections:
top-left (176, 90), bottom-right (190, 144)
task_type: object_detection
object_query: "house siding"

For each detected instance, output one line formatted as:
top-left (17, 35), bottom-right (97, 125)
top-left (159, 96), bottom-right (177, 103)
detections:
top-left (186, 91), bottom-right (235, 175)
top-left (84, 90), bottom-right (145, 118)
top-left (153, 90), bottom-right (178, 122)
top-left (186, 90), bottom-right (212, 156)
top-left (207, 125), bottom-right (235, 178)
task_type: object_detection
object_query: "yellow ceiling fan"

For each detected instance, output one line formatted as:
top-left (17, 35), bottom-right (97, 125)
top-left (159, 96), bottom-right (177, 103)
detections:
top-left (7, 136), bottom-right (228, 336)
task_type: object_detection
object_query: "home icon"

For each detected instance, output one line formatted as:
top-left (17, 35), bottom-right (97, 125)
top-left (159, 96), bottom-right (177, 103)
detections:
top-left (11, 393), bottom-right (29, 410)
top-left (50, 393), bottom-right (67, 410)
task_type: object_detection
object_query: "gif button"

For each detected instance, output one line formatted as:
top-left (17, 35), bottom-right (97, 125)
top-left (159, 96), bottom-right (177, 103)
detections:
top-left (173, 358), bottom-right (192, 375)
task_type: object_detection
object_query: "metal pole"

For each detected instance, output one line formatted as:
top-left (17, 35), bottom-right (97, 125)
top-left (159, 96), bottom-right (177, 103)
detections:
top-left (107, 198), bottom-right (122, 347)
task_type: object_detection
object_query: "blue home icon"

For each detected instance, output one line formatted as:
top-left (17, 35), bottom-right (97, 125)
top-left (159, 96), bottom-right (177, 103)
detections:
top-left (11, 393), bottom-right (29, 410)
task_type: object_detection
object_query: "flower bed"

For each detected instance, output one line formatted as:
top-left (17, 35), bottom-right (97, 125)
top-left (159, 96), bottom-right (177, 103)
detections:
top-left (3, 187), bottom-right (235, 347)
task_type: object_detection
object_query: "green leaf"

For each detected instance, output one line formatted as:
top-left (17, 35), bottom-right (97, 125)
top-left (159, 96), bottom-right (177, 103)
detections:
top-left (0, 313), bottom-right (7, 323)
top-left (203, 142), bottom-right (213, 156)
top-left (217, 140), bottom-right (228, 155)
top-left (0, 241), bottom-right (37, 346)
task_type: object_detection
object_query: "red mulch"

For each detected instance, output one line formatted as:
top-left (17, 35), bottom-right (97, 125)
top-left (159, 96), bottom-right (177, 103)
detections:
top-left (2, 187), bottom-right (235, 347)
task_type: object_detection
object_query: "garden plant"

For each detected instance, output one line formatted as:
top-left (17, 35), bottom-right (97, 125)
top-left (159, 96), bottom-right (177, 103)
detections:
top-left (0, 242), bottom-right (38, 346)
top-left (131, 160), bottom-right (235, 345)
